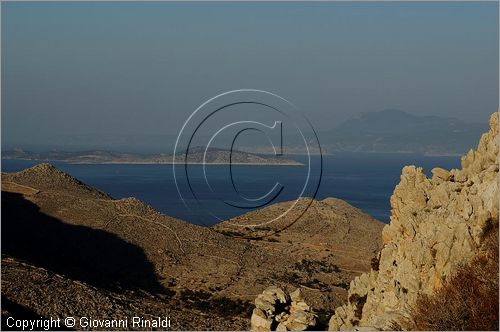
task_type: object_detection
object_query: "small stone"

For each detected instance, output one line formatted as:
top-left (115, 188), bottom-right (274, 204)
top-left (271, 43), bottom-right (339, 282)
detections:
top-left (454, 171), bottom-right (467, 183)
top-left (251, 308), bottom-right (273, 331)
top-left (255, 297), bottom-right (275, 313)
top-left (262, 286), bottom-right (289, 304)
top-left (432, 167), bottom-right (452, 182)
top-left (285, 321), bottom-right (308, 331)
top-left (260, 293), bottom-right (279, 306)
top-left (428, 184), bottom-right (449, 209)
top-left (275, 312), bottom-right (289, 323)
top-left (289, 311), bottom-right (317, 326)
top-left (291, 301), bottom-right (310, 313)
top-left (276, 322), bottom-right (288, 331)
top-left (253, 308), bottom-right (268, 319)
top-left (290, 288), bottom-right (304, 302)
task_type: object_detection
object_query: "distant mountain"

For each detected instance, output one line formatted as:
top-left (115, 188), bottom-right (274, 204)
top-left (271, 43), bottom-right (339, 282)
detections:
top-left (3, 110), bottom-right (486, 156)
top-left (2, 147), bottom-right (303, 165)
top-left (318, 110), bottom-right (488, 155)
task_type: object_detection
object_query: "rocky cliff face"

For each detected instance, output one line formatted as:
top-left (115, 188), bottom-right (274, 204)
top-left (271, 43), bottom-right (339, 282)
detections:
top-left (328, 112), bottom-right (499, 330)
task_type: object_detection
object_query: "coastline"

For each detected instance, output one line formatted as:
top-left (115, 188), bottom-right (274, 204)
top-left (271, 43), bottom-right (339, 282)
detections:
top-left (1, 158), bottom-right (304, 166)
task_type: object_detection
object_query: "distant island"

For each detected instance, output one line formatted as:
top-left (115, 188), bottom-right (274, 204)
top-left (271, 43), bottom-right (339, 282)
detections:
top-left (1, 147), bottom-right (304, 166)
top-left (3, 111), bottom-right (486, 157)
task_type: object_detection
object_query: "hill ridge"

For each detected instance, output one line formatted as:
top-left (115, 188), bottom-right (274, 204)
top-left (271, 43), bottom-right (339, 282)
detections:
top-left (2, 161), bottom-right (382, 327)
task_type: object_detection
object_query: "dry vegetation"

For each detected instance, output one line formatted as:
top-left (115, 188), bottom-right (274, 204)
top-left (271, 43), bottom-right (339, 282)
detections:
top-left (411, 226), bottom-right (499, 331)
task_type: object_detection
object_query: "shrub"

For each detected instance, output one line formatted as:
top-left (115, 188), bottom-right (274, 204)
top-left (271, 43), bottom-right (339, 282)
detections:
top-left (411, 227), bottom-right (499, 331)
top-left (370, 252), bottom-right (380, 271)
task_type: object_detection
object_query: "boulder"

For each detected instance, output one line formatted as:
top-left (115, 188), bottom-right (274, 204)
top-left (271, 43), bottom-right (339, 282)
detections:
top-left (431, 167), bottom-right (452, 182)
top-left (250, 287), bottom-right (317, 331)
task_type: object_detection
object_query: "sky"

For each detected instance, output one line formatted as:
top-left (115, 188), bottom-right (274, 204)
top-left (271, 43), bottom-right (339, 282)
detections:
top-left (2, 1), bottom-right (498, 152)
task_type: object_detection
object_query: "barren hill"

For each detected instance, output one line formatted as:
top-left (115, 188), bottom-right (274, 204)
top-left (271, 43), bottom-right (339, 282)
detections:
top-left (1, 163), bottom-right (382, 329)
top-left (215, 197), bottom-right (383, 266)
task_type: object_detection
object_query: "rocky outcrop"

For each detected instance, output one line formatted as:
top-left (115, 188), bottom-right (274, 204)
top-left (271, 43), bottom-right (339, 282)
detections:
top-left (328, 112), bottom-right (499, 330)
top-left (251, 287), bottom-right (317, 331)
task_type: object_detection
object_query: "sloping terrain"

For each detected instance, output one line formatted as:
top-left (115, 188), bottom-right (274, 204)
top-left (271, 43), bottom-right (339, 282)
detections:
top-left (1, 163), bottom-right (383, 329)
top-left (214, 197), bottom-right (384, 316)
top-left (1, 257), bottom-right (249, 331)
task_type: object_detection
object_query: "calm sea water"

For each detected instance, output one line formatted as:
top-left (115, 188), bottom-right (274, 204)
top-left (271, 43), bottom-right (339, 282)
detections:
top-left (2, 154), bottom-right (460, 225)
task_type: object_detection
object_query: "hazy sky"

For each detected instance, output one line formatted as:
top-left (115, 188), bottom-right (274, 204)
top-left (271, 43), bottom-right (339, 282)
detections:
top-left (2, 1), bottom-right (498, 151)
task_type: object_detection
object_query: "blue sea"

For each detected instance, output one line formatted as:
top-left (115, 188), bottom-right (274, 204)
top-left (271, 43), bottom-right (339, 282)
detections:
top-left (1, 153), bottom-right (460, 225)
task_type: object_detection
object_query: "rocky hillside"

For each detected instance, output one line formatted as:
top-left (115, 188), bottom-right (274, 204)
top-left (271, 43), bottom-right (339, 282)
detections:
top-left (1, 256), bottom-right (249, 331)
top-left (1, 163), bottom-right (381, 329)
top-left (215, 197), bottom-right (383, 258)
top-left (328, 112), bottom-right (499, 330)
